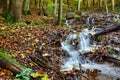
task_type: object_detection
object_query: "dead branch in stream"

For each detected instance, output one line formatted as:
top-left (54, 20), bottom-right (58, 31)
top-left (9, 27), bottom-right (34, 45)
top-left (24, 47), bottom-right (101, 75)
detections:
top-left (102, 56), bottom-right (120, 66)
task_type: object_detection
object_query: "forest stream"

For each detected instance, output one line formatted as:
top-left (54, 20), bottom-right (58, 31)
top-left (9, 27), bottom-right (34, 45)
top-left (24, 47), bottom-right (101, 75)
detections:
top-left (60, 23), bottom-right (120, 80)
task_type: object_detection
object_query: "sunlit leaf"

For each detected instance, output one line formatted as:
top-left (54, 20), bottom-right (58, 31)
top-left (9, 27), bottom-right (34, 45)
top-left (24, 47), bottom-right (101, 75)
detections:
top-left (30, 72), bottom-right (41, 78)
top-left (34, 39), bottom-right (39, 43)
top-left (29, 62), bottom-right (35, 67)
top-left (39, 43), bottom-right (46, 51)
top-left (41, 74), bottom-right (49, 80)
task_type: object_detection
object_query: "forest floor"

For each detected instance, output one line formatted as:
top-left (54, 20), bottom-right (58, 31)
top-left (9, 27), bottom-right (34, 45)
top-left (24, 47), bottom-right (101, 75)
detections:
top-left (0, 9), bottom-right (120, 80)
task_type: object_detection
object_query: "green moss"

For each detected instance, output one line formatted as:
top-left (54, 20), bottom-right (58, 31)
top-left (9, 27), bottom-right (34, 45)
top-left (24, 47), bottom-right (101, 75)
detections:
top-left (0, 52), bottom-right (26, 69)
top-left (0, 52), bottom-right (11, 59)
top-left (108, 49), bottom-right (117, 54)
top-left (11, 22), bottom-right (28, 27)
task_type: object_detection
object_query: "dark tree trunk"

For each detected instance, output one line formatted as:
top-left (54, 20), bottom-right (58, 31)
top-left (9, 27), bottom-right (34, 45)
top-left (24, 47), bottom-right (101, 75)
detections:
top-left (93, 0), bottom-right (95, 6)
top-left (2, 0), bottom-right (7, 11)
top-left (8, 0), bottom-right (12, 12)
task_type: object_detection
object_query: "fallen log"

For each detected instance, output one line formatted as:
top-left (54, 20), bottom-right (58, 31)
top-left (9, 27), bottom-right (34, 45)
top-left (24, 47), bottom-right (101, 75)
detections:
top-left (102, 56), bottom-right (120, 66)
top-left (0, 52), bottom-right (25, 75)
top-left (93, 23), bottom-right (120, 36)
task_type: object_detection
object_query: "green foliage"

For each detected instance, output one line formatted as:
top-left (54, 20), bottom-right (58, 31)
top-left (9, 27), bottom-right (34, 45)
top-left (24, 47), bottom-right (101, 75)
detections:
top-left (74, 15), bottom-right (81, 20)
top-left (22, 11), bottom-right (28, 15)
top-left (2, 11), bottom-right (13, 24)
top-left (22, 10), bottom-right (31, 15)
top-left (75, 35), bottom-right (80, 39)
top-left (34, 38), bottom-right (39, 43)
top-left (33, 21), bottom-right (46, 27)
top-left (0, 51), bottom-right (26, 69)
top-left (117, 19), bottom-right (120, 23)
top-left (11, 22), bottom-right (28, 27)
top-left (108, 49), bottom-right (117, 54)
top-left (41, 74), bottom-right (49, 80)
top-left (115, 6), bottom-right (120, 13)
top-left (15, 68), bottom-right (33, 80)
top-left (47, 0), bottom-right (54, 14)
top-left (97, 35), bottom-right (104, 41)
top-left (0, 52), bottom-right (11, 60)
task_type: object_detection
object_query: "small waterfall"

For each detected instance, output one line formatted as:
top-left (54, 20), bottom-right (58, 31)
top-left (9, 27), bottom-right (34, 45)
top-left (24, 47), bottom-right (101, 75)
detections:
top-left (61, 28), bottom-right (95, 71)
top-left (60, 28), bottom-right (120, 78)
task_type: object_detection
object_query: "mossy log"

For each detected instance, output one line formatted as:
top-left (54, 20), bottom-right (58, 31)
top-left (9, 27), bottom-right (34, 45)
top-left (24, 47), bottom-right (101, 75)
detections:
top-left (0, 52), bottom-right (25, 75)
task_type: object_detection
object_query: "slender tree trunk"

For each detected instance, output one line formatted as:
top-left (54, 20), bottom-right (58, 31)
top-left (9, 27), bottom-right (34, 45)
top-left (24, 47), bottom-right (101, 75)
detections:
top-left (83, 0), bottom-right (85, 6)
top-left (87, 0), bottom-right (90, 9)
top-left (58, 0), bottom-right (62, 25)
top-left (0, 0), bottom-right (2, 8)
top-left (100, 0), bottom-right (103, 7)
top-left (67, 0), bottom-right (70, 11)
top-left (36, 0), bottom-right (40, 9)
top-left (38, 0), bottom-right (42, 15)
top-left (78, 0), bottom-right (80, 10)
top-left (93, 0), bottom-right (95, 6)
top-left (2, 0), bottom-right (7, 11)
top-left (111, 0), bottom-right (115, 12)
top-left (23, 0), bottom-right (30, 12)
top-left (54, 0), bottom-right (57, 15)
top-left (41, 0), bottom-right (48, 16)
top-left (105, 0), bottom-right (108, 14)
top-left (8, 0), bottom-right (12, 12)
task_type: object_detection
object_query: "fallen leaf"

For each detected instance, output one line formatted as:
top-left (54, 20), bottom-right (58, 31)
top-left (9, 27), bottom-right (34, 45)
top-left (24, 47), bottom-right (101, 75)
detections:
top-left (30, 72), bottom-right (41, 78)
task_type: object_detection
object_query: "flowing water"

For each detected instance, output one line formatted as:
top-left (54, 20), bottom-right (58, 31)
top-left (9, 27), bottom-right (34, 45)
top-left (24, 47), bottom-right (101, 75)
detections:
top-left (60, 28), bottom-right (120, 78)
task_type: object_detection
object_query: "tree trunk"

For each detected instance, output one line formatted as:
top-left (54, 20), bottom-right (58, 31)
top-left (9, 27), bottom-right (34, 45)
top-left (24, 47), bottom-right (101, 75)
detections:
top-left (78, 0), bottom-right (80, 10)
top-left (104, 0), bottom-right (108, 14)
top-left (93, 0), bottom-right (95, 6)
top-left (8, 0), bottom-right (12, 12)
top-left (87, 0), bottom-right (91, 9)
top-left (67, 0), bottom-right (70, 11)
top-left (36, 0), bottom-right (40, 9)
top-left (83, 0), bottom-right (86, 7)
top-left (2, 0), bottom-right (7, 11)
top-left (23, 0), bottom-right (30, 12)
top-left (58, 0), bottom-right (62, 25)
top-left (54, 0), bottom-right (57, 15)
top-left (41, 0), bottom-right (48, 16)
top-left (100, 0), bottom-right (103, 7)
top-left (10, 0), bottom-right (22, 22)
top-left (111, 0), bottom-right (115, 12)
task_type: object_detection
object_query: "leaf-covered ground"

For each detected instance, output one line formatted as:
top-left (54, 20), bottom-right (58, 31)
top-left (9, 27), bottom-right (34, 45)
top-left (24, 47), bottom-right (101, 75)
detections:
top-left (0, 9), bottom-right (120, 80)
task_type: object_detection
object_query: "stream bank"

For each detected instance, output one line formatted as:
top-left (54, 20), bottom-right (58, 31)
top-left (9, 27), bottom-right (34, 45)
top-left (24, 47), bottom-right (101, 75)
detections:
top-left (0, 12), bottom-right (120, 80)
